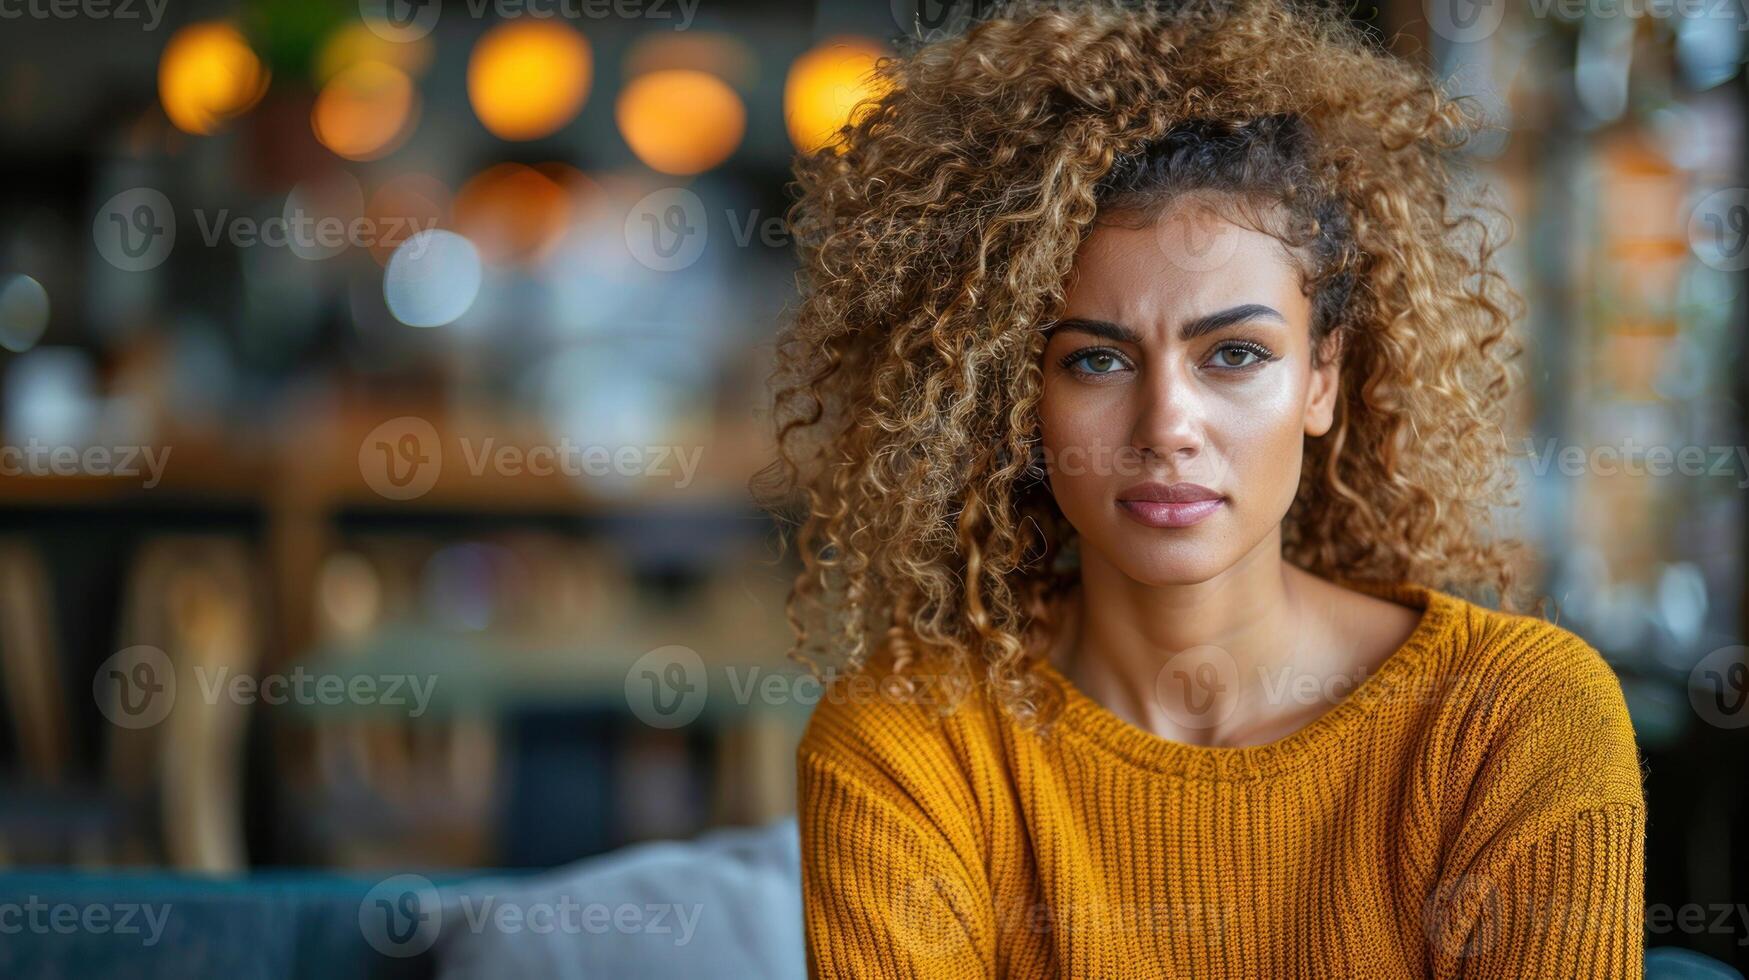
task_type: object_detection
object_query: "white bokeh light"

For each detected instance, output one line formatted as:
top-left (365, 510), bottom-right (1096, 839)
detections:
top-left (384, 229), bottom-right (483, 328)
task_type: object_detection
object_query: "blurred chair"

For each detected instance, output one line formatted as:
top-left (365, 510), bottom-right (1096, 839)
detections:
top-left (0, 539), bottom-right (71, 785)
top-left (110, 535), bottom-right (262, 871)
top-left (0, 538), bottom-right (114, 866)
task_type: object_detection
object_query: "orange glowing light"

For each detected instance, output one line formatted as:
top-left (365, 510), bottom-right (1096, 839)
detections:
top-left (454, 163), bottom-right (572, 264)
top-left (312, 61), bottom-right (419, 161)
top-left (468, 21), bottom-right (591, 142)
top-left (783, 37), bottom-right (889, 154)
top-left (158, 22), bottom-right (270, 136)
top-left (615, 70), bottom-right (744, 176)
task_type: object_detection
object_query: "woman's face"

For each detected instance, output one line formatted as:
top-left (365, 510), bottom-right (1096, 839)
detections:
top-left (1038, 198), bottom-right (1340, 586)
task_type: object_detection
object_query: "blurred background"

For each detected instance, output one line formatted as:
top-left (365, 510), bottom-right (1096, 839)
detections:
top-left (0, 0), bottom-right (1744, 971)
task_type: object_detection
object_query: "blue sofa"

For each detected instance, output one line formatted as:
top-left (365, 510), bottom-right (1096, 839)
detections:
top-left (0, 819), bottom-right (1738, 979)
top-left (0, 819), bottom-right (804, 980)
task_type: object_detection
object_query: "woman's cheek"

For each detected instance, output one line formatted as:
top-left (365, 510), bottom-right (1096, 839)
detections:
top-left (1039, 397), bottom-right (1101, 519)
top-left (1206, 381), bottom-right (1305, 516)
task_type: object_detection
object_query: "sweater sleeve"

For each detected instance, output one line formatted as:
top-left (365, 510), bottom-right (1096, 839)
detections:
top-left (1425, 627), bottom-right (1647, 980)
top-left (1429, 803), bottom-right (1646, 980)
top-left (798, 748), bottom-right (996, 980)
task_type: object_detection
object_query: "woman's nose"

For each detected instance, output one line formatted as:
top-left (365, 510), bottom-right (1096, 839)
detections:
top-left (1130, 371), bottom-right (1206, 462)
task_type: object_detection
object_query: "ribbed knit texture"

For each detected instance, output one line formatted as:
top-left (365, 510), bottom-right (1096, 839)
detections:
top-left (797, 580), bottom-right (1647, 979)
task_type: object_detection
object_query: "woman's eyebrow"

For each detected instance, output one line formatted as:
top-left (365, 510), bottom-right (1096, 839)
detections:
top-left (1048, 317), bottom-right (1144, 344)
top-left (1049, 304), bottom-right (1284, 344)
top-left (1179, 304), bottom-right (1285, 340)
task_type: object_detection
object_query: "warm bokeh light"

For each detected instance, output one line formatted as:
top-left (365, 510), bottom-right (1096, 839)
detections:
top-left (454, 164), bottom-right (573, 264)
top-left (616, 70), bottom-right (745, 176)
top-left (468, 21), bottom-right (591, 142)
top-left (314, 22), bottom-right (434, 85)
top-left (312, 61), bottom-right (419, 161)
top-left (783, 37), bottom-right (889, 154)
top-left (158, 22), bottom-right (270, 136)
top-left (365, 173), bottom-right (452, 267)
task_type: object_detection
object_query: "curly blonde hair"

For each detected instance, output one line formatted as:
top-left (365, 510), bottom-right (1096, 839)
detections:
top-left (752, 0), bottom-right (1537, 727)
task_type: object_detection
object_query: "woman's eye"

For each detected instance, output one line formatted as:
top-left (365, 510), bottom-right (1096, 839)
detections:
top-left (1209, 343), bottom-right (1271, 369)
top-left (1067, 350), bottom-right (1128, 375)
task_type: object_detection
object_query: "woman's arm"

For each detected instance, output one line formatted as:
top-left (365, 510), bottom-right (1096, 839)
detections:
top-left (1426, 630), bottom-right (1647, 979)
top-left (797, 736), bottom-right (995, 979)
top-left (1428, 804), bottom-right (1646, 979)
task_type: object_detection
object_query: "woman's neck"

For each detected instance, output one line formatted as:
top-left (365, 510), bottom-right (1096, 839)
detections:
top-left (1052, 536), bottom-right (1348, 747)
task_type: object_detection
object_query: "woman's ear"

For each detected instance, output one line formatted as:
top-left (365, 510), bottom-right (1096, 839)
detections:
top-left (1304, 332), bottom-right (1342, 438)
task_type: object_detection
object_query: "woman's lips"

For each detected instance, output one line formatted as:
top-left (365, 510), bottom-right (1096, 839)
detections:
top-left (1116, 497), bottom-right (1225, 528)
top-left (1114, 481), bottom-right (1225, 528)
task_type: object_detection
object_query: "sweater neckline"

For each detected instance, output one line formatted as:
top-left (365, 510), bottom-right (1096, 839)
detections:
top-left (1029, 578), bottom-right (1461, 781)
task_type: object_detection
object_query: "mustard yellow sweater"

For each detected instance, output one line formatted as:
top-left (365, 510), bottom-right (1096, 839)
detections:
top-left (797, 581), bottom-right (1646, 979)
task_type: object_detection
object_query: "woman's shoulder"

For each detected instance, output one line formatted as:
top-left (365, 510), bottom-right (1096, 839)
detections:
top-left (1439, 593), bottom-right (1633, 727)
top-left (796, 653), bottom-right (1003, 788)
top-left (1428, 590), bottom-right (1644, 816)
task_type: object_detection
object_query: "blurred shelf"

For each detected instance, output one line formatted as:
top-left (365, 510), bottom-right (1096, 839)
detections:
top-left (281, 623), bottom-right (808, 721)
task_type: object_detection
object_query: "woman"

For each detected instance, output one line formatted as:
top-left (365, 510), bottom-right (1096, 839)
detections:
top-left (754, 0), bottom-right (1646, 976)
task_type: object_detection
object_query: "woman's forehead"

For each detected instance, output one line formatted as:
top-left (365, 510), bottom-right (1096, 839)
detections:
top-left (1062, 217), bottom-right (1310, 332)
